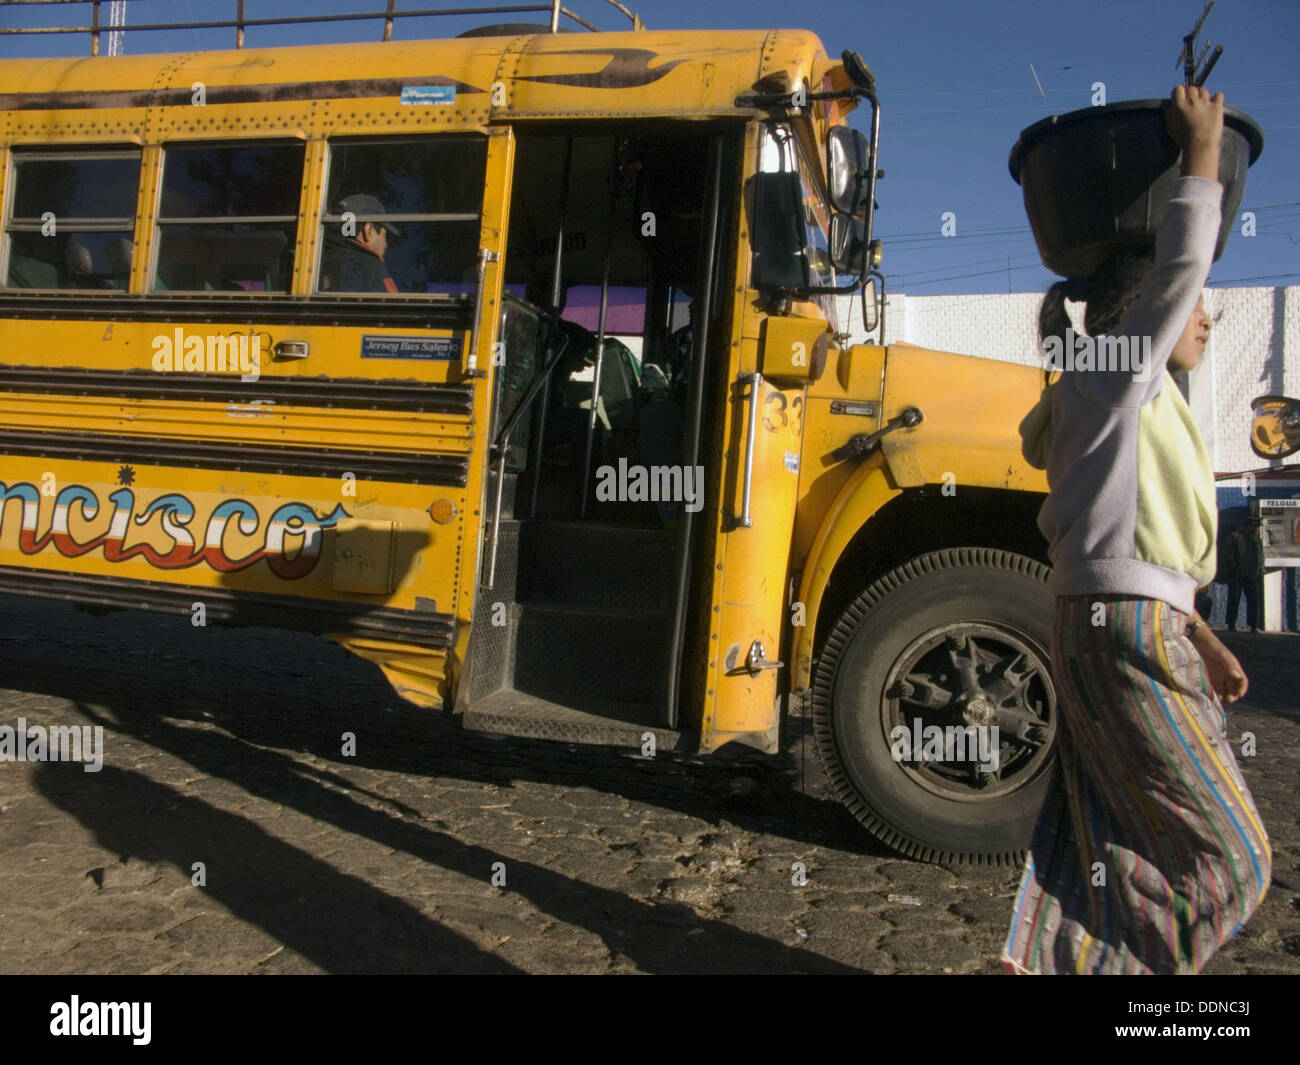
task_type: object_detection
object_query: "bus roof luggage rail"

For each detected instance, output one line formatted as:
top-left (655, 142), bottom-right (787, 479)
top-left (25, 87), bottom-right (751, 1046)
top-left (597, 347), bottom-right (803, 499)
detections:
top-left (0, 0), bottom-right (645, 56)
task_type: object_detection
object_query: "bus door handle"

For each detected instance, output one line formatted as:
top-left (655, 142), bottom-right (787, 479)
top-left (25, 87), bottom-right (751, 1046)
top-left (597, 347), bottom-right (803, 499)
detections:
top-left (725, 640), bottom-right (784, 676)
top-left (273, 340), bottom-right (310, 361)
top-left (828, 406), bottom-right (923, 464)
top-left (735, 371), bottom-right (763, 529)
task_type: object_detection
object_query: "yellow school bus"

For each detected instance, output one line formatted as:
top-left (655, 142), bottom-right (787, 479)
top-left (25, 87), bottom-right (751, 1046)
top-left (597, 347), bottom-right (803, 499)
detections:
top-left (0, 2), bottom-right (1054, 863)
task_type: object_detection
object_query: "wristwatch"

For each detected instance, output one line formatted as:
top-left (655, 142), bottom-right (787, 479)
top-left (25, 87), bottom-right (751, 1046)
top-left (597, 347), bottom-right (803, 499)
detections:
top-left (1186, 619), bottom-right (1207, 637)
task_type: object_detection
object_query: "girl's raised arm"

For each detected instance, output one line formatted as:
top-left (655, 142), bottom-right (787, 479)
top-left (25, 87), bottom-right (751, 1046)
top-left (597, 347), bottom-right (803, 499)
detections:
top-left (1074, 87), bottom-right (1225, 408)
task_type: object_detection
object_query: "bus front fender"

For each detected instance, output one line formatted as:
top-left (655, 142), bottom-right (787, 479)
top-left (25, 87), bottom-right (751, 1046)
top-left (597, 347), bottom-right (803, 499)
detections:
top-left (792, 455), bottom-right (899, 691)
top-left (791, 425), bottom-right (1048, 691)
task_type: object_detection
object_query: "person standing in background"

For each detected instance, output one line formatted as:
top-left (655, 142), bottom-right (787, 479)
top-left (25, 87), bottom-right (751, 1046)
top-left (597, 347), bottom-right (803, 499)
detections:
top-left (1225, 517), bottom-right (1266, 632)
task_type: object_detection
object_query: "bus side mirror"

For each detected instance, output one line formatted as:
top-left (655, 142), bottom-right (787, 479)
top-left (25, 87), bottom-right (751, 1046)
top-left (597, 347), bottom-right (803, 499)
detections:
top-left (1250, 394), bottom-right (1300, 459)
top-left (827, 126), bottom-right (871, 217)
top-left (751, 171), bottom-right (810, 291)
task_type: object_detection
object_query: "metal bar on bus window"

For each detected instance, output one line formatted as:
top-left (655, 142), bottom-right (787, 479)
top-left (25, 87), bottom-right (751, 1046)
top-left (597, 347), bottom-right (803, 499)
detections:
top-left (579, 143), bottom-right (619, 518)
top-left (155, 216), bottom-right (298, 226)
top-left (579, 211), bottom-right (614, 519)
top-left (550, 0), bottom-right (561, 32)
top-left (486, 447), bottom-right (508, 589)
top-left (547, 137), bottom-right (573, 313)
top-left (6, 214), bottom-right (135, 224)
top-left (7, 218), bottom-right (135, 228)
top-left (90, 0), bottom-right (101, 57)
top-left (319, 213), bottom-right (480, 224)
top-left (8, 150), bottom-right (141, 162)
top-left (383, 0), bottom-right (397, 41)
top-left (236, 0), bottom-right (245, 49)
top-left (528, 363), bottom-right (550, 519)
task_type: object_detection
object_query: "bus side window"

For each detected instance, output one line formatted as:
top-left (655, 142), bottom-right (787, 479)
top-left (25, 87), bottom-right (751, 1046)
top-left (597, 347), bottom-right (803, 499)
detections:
top-left (152, 143), bottom-right (304, 293)
top-left (317, 137), bottom-right (486, 296)
top-left (3, 150), bottom-right (140, 291)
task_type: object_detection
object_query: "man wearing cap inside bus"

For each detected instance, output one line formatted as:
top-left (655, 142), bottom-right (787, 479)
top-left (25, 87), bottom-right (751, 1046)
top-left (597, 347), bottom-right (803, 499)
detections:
top-left (320, 193), bottom-right (400, 293)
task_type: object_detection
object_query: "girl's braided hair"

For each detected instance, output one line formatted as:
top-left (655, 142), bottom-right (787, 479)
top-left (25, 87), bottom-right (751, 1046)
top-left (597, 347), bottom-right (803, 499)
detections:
top-left (1038, 247), bottom-right (1156, 384)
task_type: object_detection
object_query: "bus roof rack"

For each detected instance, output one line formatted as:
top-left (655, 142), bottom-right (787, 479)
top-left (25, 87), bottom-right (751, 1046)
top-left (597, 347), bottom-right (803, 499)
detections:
top-left (0, 0), bottom-right (645, 56)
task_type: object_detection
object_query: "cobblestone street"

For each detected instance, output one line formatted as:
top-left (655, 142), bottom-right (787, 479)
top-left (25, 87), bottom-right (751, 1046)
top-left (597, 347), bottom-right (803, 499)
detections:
top-left (1, 598), bottom-right (1297, 975)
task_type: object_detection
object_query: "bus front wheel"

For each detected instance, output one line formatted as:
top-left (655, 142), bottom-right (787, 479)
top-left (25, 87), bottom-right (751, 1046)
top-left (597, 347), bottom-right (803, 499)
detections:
top-left (811, 548), bottom-right (1058, 865)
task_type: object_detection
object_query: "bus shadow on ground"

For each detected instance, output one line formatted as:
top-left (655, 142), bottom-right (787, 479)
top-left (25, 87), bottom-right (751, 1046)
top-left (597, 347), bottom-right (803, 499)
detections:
top-left (0, 597), bottom-right (876, 853)
top-left (32, 759), bottom-right (524, 974)
top-left (8, 598), bottom-right (873, 973)
top-left (33, 747), bottom-right (859, 973)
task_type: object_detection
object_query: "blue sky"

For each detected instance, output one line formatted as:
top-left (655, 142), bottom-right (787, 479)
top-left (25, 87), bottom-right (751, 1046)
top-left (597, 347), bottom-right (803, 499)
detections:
top-left (3, 0), bottom-right (1296, 295)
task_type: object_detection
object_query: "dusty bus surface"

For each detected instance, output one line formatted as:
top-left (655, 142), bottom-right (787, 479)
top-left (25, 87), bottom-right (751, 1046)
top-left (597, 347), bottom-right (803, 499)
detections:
top-left (0, 2), bottom-right (1054, 863)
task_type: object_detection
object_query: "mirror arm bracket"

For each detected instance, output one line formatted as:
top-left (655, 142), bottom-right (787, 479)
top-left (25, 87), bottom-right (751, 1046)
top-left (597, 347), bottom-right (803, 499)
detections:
top-left (789, 274), bottom-right (870, 299)
top-left (735, 86), bottom-right (877, 110)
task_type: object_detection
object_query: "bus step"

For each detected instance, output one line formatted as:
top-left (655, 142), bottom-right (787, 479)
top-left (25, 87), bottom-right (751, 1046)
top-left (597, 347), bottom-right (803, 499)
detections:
top-left (511, 602), bottom-right (667, 705)
top-left (462, 688), bottom-right (683, 751)
top-left (519, 519), bottom-right (672, 612)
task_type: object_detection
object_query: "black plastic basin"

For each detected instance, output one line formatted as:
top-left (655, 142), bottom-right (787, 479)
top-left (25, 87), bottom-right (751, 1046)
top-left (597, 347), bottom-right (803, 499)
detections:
top-left (1009, 99), bottom-right (1263, 278)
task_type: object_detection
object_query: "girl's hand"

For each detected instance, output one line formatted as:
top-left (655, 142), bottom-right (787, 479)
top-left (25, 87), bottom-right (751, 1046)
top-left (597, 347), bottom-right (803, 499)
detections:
top-left (1166, 85), bottom-right (1225, 180)
top-left (1166, 84), bottom-right (1224, 146)
top-left (1190, 625), bottom-right (1249, 703)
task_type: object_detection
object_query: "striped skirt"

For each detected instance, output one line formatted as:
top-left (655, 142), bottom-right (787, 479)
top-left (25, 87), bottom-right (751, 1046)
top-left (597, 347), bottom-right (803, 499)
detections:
top-left (1002, 595), bottom-right (1271, 974)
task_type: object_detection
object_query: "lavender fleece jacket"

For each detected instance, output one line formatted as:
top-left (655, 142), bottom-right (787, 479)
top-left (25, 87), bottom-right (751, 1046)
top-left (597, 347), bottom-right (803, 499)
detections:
top-left (1019, 176), bottom-right (1222, 614)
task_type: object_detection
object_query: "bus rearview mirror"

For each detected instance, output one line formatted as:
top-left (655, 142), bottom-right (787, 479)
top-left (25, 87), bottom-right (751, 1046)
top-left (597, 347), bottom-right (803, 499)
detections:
top-left (1249, 394), bottom-right (1300, 459)
top-left (827, 126), bottom-right (871, 217)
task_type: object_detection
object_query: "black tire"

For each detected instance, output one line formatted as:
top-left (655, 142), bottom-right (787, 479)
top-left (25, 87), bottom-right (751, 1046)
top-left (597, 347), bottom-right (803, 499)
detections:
top-left (812, 548), bottom-right (1057, 865)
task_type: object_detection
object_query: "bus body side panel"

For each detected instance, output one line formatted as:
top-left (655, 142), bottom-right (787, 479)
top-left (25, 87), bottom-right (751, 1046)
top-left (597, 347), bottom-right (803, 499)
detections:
top-left (0, 110), bottom-right (514, 711)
